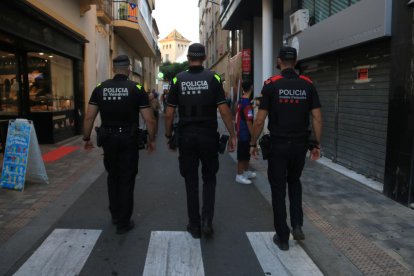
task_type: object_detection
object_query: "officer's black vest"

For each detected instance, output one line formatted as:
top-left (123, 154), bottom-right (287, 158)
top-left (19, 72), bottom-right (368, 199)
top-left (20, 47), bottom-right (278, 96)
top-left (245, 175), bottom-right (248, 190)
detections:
top-left (98, 78), bottom-right (141, 127)
top-left (176, 69), bottom-right (217, 129)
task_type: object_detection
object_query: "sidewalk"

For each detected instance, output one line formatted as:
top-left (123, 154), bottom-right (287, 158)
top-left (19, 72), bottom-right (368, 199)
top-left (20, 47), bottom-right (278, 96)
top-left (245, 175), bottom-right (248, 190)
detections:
top-left (218, 119), bottom-right (414, 275)
top-left (0, 135), bottom-right (104, 244)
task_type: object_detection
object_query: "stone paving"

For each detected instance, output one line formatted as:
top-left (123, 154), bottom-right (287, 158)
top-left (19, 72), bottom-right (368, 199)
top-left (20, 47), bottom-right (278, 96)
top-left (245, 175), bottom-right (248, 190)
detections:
top-left (217, 116), bottom-right (414, 275)
top-left (0, 136), bottom-right (102, 244)
top-left (247, 147), bottom-right (414, 275)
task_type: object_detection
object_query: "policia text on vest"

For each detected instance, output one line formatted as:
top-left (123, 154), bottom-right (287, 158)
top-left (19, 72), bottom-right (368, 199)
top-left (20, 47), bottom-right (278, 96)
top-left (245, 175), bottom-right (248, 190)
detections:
top-left (250, 46), bottom-right (323, 251)
top-left (82, 54), bottom-right (156, 235)
top-left (164, 42), bottom-right (236, 239)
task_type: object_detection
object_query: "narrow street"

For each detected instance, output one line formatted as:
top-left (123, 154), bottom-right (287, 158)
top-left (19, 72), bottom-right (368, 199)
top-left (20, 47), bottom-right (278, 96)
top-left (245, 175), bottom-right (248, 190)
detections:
top-left (0, 116), bottom-right (413, 275)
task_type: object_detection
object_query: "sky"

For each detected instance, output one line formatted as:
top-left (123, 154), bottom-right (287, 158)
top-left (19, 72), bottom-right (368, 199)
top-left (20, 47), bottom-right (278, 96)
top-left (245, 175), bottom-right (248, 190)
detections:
top-left (152, 0), bottom-right (200, 43)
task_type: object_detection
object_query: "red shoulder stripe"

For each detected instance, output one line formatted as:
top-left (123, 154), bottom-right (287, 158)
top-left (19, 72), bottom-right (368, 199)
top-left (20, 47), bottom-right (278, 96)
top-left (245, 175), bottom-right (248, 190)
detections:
top-left (270, 75), bottom-right (284, 82)
top-left (265, 75), bottom-right (283, 85)
top-left (299, 75), bottom-right (313, 84)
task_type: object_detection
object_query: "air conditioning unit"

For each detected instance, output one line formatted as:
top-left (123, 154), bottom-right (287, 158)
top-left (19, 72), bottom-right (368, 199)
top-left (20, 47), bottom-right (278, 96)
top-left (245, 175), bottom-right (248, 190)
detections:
top-left (290, 9), bottom-right (309, 35)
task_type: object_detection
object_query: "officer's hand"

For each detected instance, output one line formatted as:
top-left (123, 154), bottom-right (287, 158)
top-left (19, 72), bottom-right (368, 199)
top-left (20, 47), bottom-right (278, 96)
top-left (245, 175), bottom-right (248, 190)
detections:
top-left (250, 146), bottom-right (259, 159)
top-left (310, 148), bottom-right (321, 161)
top-left (147, 141), bottom-right (156, 153)
top-left (84, 140), bottom-right (94, 151)
top-left (227, 135), bottom-right (236, 152)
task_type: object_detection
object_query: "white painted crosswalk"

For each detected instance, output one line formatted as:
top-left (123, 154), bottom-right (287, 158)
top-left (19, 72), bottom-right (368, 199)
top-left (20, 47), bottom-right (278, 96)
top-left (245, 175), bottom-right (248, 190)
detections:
top-left (14, 229), bottom-right (323, 276)
top-left (247, 232), bottom-right (323, 276)
top-left (143, 231), bottom-right (205, 276)
top-left (13, 229), bottom-right (102, 276)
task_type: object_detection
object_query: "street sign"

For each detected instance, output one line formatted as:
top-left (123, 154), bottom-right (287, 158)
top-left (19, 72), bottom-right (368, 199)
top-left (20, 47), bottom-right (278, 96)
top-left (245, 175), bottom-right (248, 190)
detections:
top-left (1, 119), bottom-right (48, 191)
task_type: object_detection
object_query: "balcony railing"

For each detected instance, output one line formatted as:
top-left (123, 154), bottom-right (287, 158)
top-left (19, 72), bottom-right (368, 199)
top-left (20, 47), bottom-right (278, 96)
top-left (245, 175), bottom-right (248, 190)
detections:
top-left (113, 0), bottom-right (139, 23)
top-left (112, 0), bottom-right (156, 55)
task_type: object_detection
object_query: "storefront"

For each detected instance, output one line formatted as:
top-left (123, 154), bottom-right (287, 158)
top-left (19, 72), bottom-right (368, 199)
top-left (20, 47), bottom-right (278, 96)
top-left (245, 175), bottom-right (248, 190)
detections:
top-left (300, 39), bottom-right (391, 183)
top-left (0, 1), bottom-right (86, 143)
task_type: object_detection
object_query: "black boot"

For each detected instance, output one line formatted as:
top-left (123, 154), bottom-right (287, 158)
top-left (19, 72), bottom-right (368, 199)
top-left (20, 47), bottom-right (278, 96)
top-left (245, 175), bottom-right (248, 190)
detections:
top-left (201, 219), bottom-right (214, 237)
top-left (291, 226), bottom-right (305, 240)
top-left (186, 224), bottom-right (201, 239)
top-left (116, 220), bottom-right (135, 235)
top-left (273, 234), bottom-right (289, 251)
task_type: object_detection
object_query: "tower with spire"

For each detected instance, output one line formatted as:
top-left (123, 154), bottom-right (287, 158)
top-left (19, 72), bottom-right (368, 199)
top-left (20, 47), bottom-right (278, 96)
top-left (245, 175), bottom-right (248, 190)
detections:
top-left (158, 29), bottom-right (191, 63)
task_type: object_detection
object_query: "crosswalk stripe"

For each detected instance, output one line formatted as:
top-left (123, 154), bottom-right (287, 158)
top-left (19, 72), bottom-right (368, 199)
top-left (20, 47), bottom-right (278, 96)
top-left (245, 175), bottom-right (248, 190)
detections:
top-left (247, 232), bottom-right (323, 276)
top-left (14, 229), bottom-right (102, 276)
top-left (143, 231), bottom-right (205, 276)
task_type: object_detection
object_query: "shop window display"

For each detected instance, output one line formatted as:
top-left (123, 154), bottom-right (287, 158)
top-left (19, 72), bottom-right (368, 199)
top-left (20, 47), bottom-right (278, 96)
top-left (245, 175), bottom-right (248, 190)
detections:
top-left (28, 53), bottom-right (74, 112)
top-left (0, 51), bottom-right (19, 115)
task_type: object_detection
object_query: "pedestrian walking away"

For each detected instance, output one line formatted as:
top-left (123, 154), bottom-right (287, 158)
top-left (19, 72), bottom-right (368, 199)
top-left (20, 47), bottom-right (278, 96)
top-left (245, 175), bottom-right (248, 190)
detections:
top-left (165, 43), bottom-right (236, 239)
top-left (149, 90), bottom-right (160, 136)
top-left (235, 79), bottom-right (256, 185)
top-left (250, 46), bottom-right (323, 251)
top-left (82, 54), bottom-right (156, 235)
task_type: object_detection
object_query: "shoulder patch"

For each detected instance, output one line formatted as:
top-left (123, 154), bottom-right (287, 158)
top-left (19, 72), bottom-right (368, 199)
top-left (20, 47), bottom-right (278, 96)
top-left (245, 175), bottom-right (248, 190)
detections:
top-left (172, 77), bottom-right (178, 84)
top-left (136, 84), bottom-right (142, 90)
top-left (270, 75), bottom-right (284, 82)
top-left (265, 75), bottom-right (283, 85)
top-left (299, 75), bottom-right (313, 84)
top-left (96, 83), bottom-right (101, 87)
top-left (214, 74), bottom-right (221, 82)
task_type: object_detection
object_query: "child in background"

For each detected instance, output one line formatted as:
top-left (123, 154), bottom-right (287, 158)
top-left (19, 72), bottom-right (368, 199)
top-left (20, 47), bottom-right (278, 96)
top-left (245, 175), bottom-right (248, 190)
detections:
top-left (235, 80), bottom-right (256, 184)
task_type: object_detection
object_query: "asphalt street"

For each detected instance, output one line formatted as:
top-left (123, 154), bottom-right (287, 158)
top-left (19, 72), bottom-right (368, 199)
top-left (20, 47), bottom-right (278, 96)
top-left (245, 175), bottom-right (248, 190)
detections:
top-left (6, 132), bottom-right (313, 276)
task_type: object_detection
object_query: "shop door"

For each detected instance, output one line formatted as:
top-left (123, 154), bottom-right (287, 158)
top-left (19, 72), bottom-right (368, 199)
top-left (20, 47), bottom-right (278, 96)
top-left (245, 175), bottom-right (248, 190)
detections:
top-left (337, 42), bottom-right (390, 182)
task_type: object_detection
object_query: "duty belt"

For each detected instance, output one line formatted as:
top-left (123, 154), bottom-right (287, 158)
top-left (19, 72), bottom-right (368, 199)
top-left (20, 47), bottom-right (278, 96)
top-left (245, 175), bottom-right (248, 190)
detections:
top-left (102, 126), bottom-right (131, 134)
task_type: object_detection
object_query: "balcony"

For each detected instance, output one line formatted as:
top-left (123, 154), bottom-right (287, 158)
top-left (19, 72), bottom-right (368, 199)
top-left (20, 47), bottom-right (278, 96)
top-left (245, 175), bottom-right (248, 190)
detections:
top-left (219, 0), bottom-right (282, 30)
top-left (113, 0), bottom-right (156, 57)
top-left (96, 0), bottom-right (112, 24)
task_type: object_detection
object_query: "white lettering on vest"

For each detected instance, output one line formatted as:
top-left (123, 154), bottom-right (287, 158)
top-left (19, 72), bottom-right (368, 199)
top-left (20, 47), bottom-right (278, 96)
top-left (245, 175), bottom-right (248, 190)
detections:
top-left (181, 80), bottom-right (209, 92)
top-left (103, 87), bottom-right (129, 100)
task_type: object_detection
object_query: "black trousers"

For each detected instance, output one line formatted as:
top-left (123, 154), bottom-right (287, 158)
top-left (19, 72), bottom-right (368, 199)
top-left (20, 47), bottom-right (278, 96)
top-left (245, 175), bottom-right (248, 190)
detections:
top-left (102, 133), bottom-right (139, 227)
top-left (178, 131), bottom-right (219, 226)
top-left (267, 141), bottom-right (307, 241)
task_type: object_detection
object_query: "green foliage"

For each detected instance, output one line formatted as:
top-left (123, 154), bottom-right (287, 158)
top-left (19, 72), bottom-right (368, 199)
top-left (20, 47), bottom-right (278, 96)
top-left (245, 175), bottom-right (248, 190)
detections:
top-left (159, 61), bottom-right (189, 81)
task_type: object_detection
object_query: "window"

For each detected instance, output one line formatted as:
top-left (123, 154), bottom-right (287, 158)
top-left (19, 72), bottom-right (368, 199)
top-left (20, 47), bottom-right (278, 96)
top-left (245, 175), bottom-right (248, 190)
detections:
top-left (300, 0), bottom-right (361, 24)
top-left (139, 0), bottom-right (152, 30)
top-left (0, 51), bottom-right (19, 115)
top-left (315, 0), bottom-right (329, 23)
top-left (331, 0), bottom-right (349, 15)
top-left (28, 52), bottom-right (74, 112)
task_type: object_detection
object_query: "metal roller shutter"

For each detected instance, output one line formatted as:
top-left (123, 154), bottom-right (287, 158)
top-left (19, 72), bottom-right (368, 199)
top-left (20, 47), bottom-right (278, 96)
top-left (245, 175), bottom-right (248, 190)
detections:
top-left (337, 41), bottom-right (390, 182)
top-left (301, 57), bottom-right (338, 161)
top-left (300, 40), bottom-right (390, 183)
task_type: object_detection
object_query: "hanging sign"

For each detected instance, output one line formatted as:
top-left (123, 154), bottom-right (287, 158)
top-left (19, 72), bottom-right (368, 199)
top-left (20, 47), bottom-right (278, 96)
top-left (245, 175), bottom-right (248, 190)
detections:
top-left (1, 119), bottom-right (48, 191)
top-left (242, 49), bottom-right (252, 75)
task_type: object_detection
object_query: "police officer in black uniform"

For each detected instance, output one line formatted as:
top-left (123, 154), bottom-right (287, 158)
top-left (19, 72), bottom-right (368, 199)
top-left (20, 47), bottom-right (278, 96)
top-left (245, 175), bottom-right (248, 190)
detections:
top-left (250, 47), bottom-right (322, 250)
top-left (83, 55), bottom-right (156, 234)
top-left (165, 43), bottom-right (236, 239)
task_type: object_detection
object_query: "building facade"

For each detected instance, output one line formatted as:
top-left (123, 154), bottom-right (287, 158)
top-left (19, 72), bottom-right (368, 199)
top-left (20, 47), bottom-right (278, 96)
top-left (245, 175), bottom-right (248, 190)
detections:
top-left (199, 0), bottom-right (243, 112)
top-left (220, 0), bottom-right (414, 207)
top-left (158, 30), bottom-right (191, 63)
top-left (0, 0), bottom-right (159, 144)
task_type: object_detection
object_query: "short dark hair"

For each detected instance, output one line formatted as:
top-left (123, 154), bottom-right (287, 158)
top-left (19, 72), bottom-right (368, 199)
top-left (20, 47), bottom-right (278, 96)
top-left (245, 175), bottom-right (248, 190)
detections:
top-left (187, 55), bottom-right (205, 62)
top-left (242, 79), bottom-right (252, 92)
